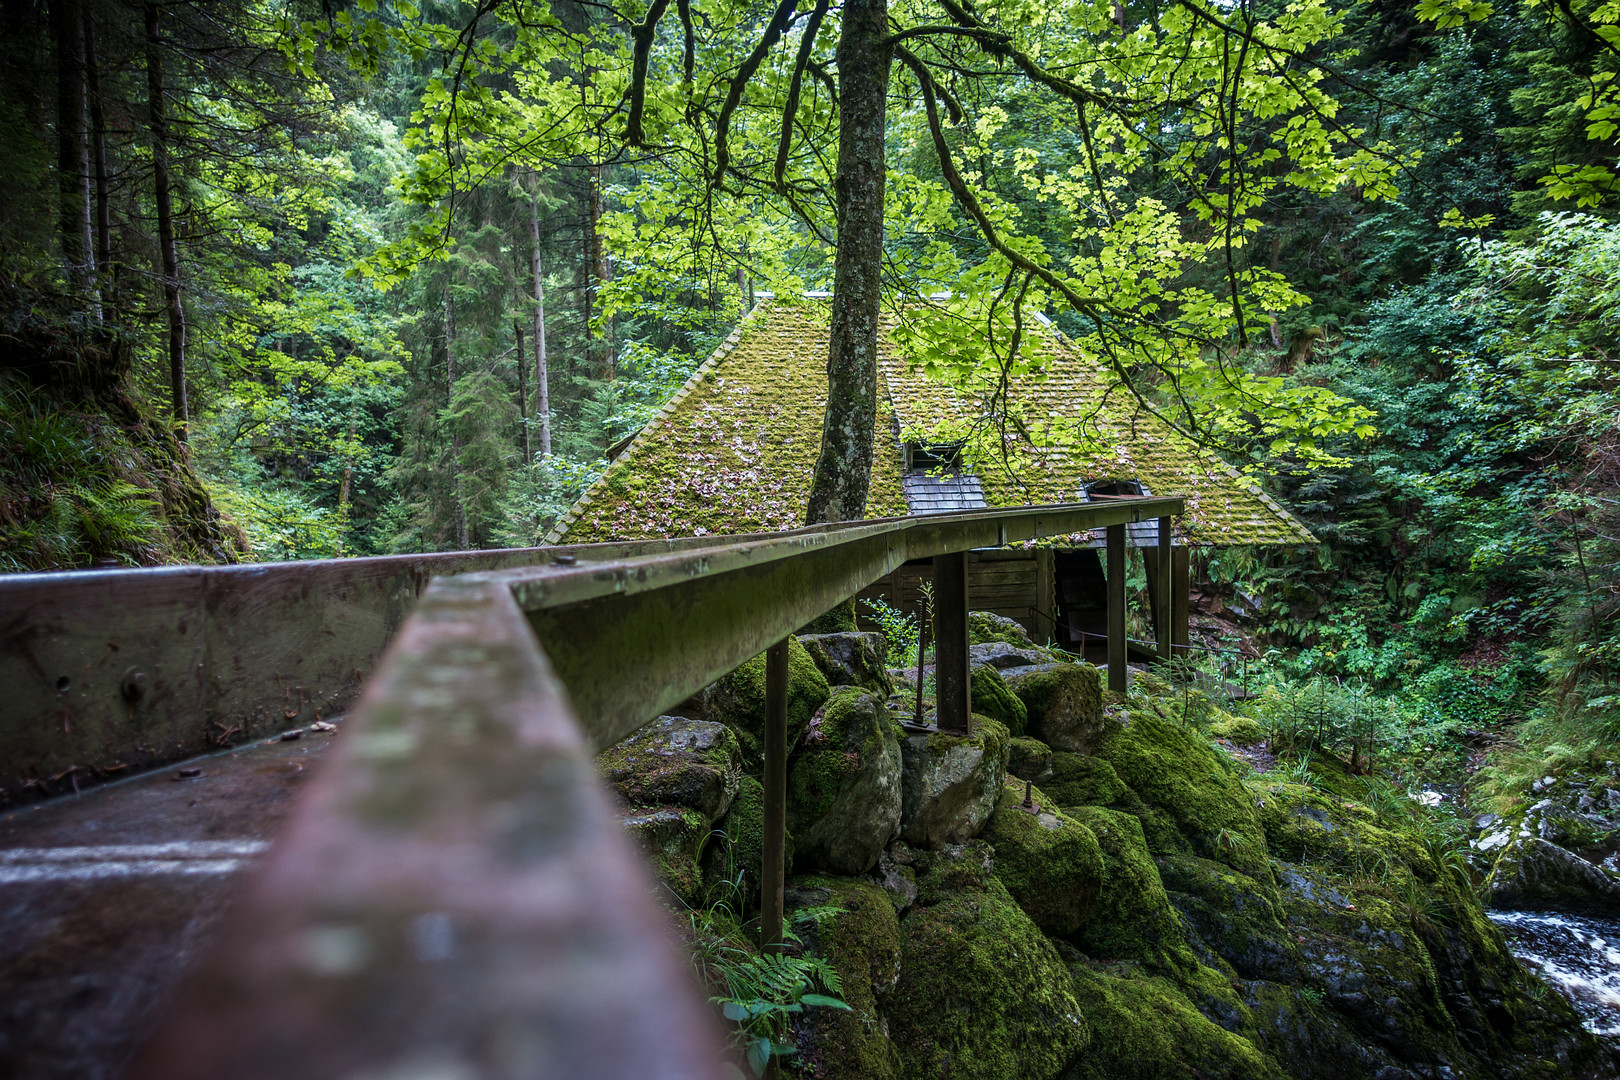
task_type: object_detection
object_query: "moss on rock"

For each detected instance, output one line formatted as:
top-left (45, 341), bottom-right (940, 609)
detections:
top-left (702, 635), bottom-right (830, 768)
top-left (786, 876), bottom-right (904, 1080)
top-left (1046, 751), bottom-right (1129, 809)
top-left (1095, 708), bottom-right (1269, 877)
top-left (971, 664), bottom-right (1028, 735)
top-left (1066, 806), bottom-right (1201, 976)
top-left (619, 805), bottom-right (707, 904)
top-left (704, 776), bottom-right (793, 910)
top-left (883, 876), bottom-right (1090, 1080)
top-left (1008, 664), bottom-right (1105, 751)
top-left (982, 776), bottom-right (1105, 936)
top-left (1209, 715), bottom-right (1267, 747)
top-left (788, 687), bottom-right (903, 874)
top-left (596, 715), bottom-right (742, 822)
top-left (1065, 964), bottom-right (1280, 1080)
top-left (1008, 736), bottom-right (1054, 783)
top-left (899, 717), bottom-right (1011, 847)
top-left (969, 610), bottom-right (1037, 648)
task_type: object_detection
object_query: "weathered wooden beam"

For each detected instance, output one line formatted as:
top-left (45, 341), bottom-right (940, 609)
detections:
top-left (1172, 547), bottom-right (1191, 659)
top-left (0, 536), bottom-right (765, 805)
top-left (1107, 524), bottom-right (1127, 693)
top-left (514, 501), bottom-right (1182, 749)
top-left (933, 550), bottom-right (971, 732)
top-left (125, 574), bottom-right (730, 1080)
top-left (761, 637), bottom-right (789, 953)
top-left (1033, 549), bottom-right (1055, 645)
top-left (1157, 516), bottom-right (1173, 660)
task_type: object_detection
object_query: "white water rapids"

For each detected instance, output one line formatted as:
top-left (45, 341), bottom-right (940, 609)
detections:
top-left (1491, 910), bottom-right (1620, 1038)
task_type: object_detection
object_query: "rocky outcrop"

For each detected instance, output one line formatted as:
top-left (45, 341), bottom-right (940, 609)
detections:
top-left (598, 715), bottom-right (742, 821)
top-left (883, 876), bottom-right (1090, 1080)
top-left (1007, 663), bottom-right (1109, 752)
top-left (1473, 771), bottom-right (1620, 913)
top-left (1488, 836), bottom-right (1620, 911)
top-left (969, 663), bottom-right (1028, 734)
top-left (800, 631), bottom-right (896, 697)
top-left (698, 635), bottom-right (830, 767)
top-left (683, 658), bottom-right (1612, 1080)
top-left (618, 806), bottom-right (707, 904)
top-left (898, 718), bottom-right (1010, 847)
top-left (981, 777), bottom-right (1104, 936)
top-left (788, 687), bottom-right (903, 875)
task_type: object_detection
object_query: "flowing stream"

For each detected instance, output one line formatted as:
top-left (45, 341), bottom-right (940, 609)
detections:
top-left (1490, 910), bottom-right (1620, 1038)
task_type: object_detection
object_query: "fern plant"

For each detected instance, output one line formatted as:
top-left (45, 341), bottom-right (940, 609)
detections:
top-left (690, 898), bottom-right (851, 1076)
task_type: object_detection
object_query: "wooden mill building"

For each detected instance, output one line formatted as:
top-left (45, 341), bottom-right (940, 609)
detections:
top-left (545, 298), bottom-right (1315, 656)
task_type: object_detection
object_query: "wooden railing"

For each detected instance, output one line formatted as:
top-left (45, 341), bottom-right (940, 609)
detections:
top-left (3, 498), bottom-right (1182, 1079)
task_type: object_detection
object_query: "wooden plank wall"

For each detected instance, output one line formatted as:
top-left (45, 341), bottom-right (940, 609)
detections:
top-left (856, 550), bottom-right (1055, 642)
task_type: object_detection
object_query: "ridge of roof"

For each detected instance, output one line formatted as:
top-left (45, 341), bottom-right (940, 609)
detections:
top-left (547, 300), bottom-right (1317, 547)
top-left (542, 297), bottom-right (778, 545)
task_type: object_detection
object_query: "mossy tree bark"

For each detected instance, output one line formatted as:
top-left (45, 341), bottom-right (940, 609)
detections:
top-left (804, 0), bottom-right (890, 527)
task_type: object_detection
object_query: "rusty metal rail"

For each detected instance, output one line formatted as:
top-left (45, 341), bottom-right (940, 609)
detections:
top-left (4, 498), bottom-right (1180, 1079)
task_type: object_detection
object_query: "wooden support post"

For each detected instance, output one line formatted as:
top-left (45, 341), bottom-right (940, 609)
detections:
top-left (761, 637), bottom-right (789, 952)
top-left (1157, 516), bottom-right (1173, 661)
top-left (1034, 548), bottom-right (1055, 645)
top-left (934, 551), bottom-right (971, 731)
top-left (1172, 546), bottom-right (1190, 659)
top-left (1106, 524), bottom-right (1127, 693)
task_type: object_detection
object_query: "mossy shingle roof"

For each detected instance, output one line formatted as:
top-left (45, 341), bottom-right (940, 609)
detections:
top-left (547, 299), bottom-right (1315, 546)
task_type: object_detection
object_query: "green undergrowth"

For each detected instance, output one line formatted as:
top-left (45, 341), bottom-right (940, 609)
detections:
top-left (0, 379), bottom-right (244, 569)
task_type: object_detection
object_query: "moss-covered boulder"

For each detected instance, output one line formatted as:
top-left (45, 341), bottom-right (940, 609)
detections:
top-left (1156, 854), bottom-right (1296, 982)
top-left (971, 640), bottom-right (1057, 670)
top-left (1487, 835), bottom-right (1620, 912)
top-left (883, 876), bottom-right (1090, 1080)
top-left (969, 610), bottom-right (1038, 648)
top-left (1066, 805), bottom-right (1201, 975)
top-left (1209, 714), bottom-right (1267, 746)
top-left (970, 663), bottom-right (1028, 734)
top-left (899, 717), bottom-right (1010, 847)
top-left (701, 635), bottom-right (830, 768)
top-left (799, 631), bottom-right (896, 697)
top-left (1045, 752), bottom-right (1128, 809)
top-left (618, 805), bottom-right (707, 904)
top-left (982, 777), bottom-right (1105, 936)
top-left (1094, 708), bottom-right (1269, 877)
top-left (597, 715), bottom-right (742, 822)
top-left (788, 687), bottom-right (903, 874)
top-left (1008, 663), bottom-right (1108, 753)
top-left (1008, 736), bottom-right (1054, 783)
top-left (907, 838), bottom-right (997, 905)
top-left (1064, 964), bottom-right (1280, 1080)
top-left (786, 877), bottom-right (904, 1080)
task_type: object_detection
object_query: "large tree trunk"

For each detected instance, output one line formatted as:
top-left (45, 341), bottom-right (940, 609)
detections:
top-left (146, 2), bottom-right (186, 431)
top-left (805, 0), bottom-right (890, 525)
top-left (529, 184), bottom-right (552, 457)
top-left (53, 0), bottom-right (95, 294)
top-left (445, 291), bottom-right (469, 549)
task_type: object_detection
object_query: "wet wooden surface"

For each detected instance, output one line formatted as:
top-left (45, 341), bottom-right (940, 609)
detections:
top-left (0, 728), bottom-right (339, 1080)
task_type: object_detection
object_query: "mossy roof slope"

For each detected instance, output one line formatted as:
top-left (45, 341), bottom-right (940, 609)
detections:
top-left (548, 299), bottom-right (1314, 546)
